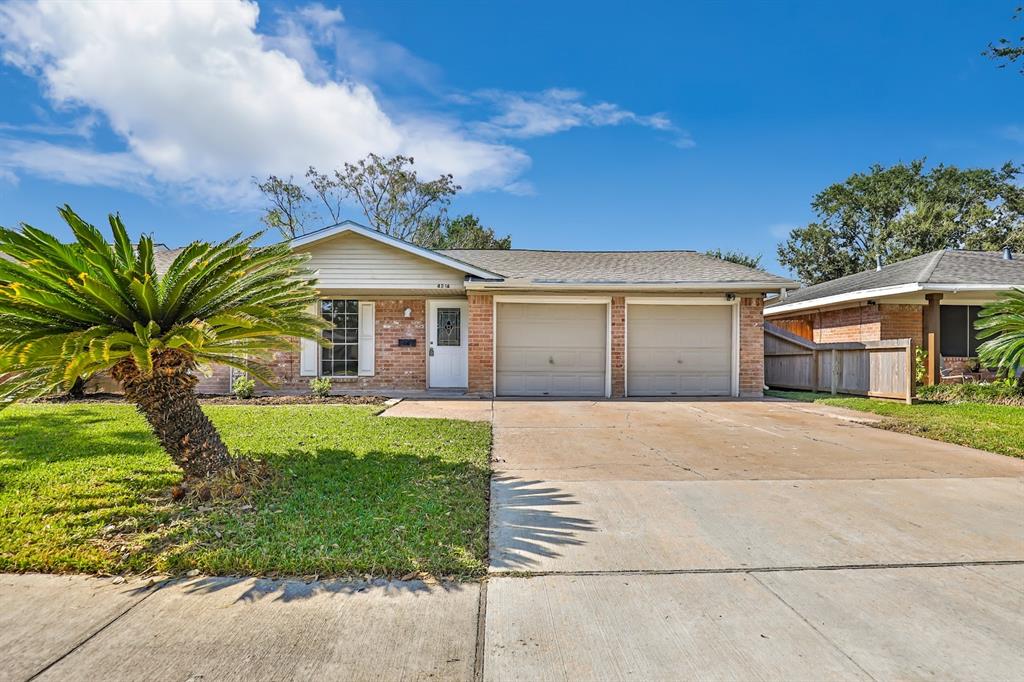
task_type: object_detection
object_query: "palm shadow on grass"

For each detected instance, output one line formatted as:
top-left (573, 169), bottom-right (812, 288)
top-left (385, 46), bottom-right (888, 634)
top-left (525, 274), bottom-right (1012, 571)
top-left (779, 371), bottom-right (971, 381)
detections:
top-left (165, 447), bottom-right (491, 580)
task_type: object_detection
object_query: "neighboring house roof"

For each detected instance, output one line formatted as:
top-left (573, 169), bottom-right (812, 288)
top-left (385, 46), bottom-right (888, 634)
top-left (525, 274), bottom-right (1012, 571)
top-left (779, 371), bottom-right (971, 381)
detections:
top-left (441, 249), bottom-right (796, 290)
top-left (153, 247), bottom-right (185, 275)
top-left (767, 249), bottom-right (1023, 316)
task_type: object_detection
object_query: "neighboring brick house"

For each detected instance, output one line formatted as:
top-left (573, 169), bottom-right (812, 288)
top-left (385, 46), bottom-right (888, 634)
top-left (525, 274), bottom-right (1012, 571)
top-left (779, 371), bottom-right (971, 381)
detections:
top-left (766, 249), bottom-right (1023, 383)
top-left (153, 221), bottom-right (794, 398)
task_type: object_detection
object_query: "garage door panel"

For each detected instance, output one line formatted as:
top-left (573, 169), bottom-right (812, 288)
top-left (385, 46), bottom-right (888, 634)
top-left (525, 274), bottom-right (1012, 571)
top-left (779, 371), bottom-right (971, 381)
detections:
top-left (627, 304), bottom-right (733, 397)
top-left (497, 303), bottom-right (607, 397)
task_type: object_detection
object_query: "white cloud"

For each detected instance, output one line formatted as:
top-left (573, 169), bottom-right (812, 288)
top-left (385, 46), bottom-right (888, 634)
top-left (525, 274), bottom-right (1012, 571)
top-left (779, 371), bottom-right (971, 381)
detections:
top-left (0, 0), bottom-right (684, 205)
top-left (470, 88), bottom-right (689, 145)
top-left (0, 0), bottom-right (526, 203)
top-left (768, 223), bottom-right (796, 239)
top-left (1002, 125), bottom-right (1024, 144)
top-left (0, 139), bottom-right (152, 191)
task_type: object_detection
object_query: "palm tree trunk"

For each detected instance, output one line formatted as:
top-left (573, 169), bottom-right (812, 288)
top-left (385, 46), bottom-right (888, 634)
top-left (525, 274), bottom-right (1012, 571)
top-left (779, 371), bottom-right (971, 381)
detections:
top-left (112, 351), bottom-right (232, 480)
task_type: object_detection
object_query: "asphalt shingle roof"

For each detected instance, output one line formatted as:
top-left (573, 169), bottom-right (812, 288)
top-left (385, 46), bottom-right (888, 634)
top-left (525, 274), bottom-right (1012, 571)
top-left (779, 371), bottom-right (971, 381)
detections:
top-left (439, 249), bottom-right (793, 285)
top-left (770, 249), bottom-right (1023, 307)
top-left (149, 242), bottom-right (795, 288)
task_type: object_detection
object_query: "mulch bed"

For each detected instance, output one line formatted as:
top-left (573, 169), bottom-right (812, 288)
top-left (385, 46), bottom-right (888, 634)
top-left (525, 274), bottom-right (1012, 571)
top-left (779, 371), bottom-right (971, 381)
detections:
top-left (36, 393), bottom-right (391, 406)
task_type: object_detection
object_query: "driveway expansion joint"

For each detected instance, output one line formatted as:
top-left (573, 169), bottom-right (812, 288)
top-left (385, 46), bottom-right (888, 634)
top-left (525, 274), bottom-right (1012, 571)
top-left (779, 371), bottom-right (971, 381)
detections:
top-left (488, 559), bottom-right (1024, 579)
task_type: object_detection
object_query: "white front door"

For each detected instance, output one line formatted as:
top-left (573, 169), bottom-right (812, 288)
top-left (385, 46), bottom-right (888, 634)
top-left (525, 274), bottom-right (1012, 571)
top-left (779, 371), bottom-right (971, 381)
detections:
top-left (428, 300), bottom-right (469, 388)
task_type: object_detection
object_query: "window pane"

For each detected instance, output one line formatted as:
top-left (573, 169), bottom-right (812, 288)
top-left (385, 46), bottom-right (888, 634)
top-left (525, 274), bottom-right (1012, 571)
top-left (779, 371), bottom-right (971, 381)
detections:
top-left (319, 299), bottom-right (360, 376)
top-left (939, 305), bottom-right (969, 357)
top-left (437, 308), bottom-right (461, 346)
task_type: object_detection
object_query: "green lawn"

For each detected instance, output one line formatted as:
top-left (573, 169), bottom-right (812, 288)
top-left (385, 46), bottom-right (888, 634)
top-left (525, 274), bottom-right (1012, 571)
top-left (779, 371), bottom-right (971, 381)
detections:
top-left (0, 404), bottom-right (491, 579)
top-left (767, 390), bottom-right (1024, 458)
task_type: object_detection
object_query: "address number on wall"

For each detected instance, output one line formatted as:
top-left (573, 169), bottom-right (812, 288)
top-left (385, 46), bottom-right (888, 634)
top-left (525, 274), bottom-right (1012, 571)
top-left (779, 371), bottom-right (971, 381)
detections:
top-left (436, 283), bottom-right (451, 288)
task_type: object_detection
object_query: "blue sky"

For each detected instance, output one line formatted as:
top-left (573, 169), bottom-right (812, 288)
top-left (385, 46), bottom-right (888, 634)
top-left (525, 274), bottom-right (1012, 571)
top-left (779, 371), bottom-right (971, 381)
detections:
top-left (0, 1), bottom-right (1020, 276)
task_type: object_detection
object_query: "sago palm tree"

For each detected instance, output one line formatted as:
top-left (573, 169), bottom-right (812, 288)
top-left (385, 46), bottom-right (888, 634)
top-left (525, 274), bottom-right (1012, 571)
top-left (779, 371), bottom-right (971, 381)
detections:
top-left (976, 288), bottom-right (1024, 386)
top-left (0, 206), bottom-right (325, 480)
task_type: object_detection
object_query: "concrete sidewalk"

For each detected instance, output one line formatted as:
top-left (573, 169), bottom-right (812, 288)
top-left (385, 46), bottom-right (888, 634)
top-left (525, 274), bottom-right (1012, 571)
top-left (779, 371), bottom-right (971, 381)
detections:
top-left (1, 574), bottom-right (480, 682)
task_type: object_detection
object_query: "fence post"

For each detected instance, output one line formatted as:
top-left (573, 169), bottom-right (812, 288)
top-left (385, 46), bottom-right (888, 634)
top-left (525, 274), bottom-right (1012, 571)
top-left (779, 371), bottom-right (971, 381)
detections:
top-left (830, 349), bottom-right (840, 395)
top-left (905, 340), bottom-right (916, 405)
top-left (810, 349), bottom-right (819, 393)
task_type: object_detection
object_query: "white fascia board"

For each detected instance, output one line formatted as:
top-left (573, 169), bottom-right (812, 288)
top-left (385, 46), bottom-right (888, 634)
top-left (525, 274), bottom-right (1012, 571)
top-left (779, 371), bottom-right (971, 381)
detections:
top-left (288, 221), bottom-right (504, 281)
top-left (466, 281), bottom-right (794, 293)
top-left (925, 283), bottom-right (1023, 292)
top-left (766, 282), bottom-right (1024, 317)
top-left (764, 283), bottom-right (924, 316)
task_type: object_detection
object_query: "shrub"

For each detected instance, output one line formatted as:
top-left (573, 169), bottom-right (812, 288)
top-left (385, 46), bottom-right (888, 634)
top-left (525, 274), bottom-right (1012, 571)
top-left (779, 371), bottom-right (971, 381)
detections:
top-left (309, 377), bottom-right (332, 398)
top-left (231, 375), bottom-right (256, 400)
top-left (918, 379), bottom-right (1024, 406)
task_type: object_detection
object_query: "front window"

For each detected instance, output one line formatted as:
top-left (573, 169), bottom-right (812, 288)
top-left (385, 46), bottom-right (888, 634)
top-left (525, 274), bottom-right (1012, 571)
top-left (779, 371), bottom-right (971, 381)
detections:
top-left (939, 305), bottom-right (983, 357)
top-left (321, 299), bottom-right (359, 377)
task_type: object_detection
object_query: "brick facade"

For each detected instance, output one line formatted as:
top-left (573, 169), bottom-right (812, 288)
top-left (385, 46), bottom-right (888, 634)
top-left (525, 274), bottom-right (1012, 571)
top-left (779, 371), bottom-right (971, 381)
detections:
top-left (190, 292), bottom-right (768, 399)
top-left (739, 296), bottom-right (765, 397)
top-left (878, 304), bottom-right (924, 348)
top-left (195, 298), bottom-right (428, 394)
top-left (610, 296), bottom-right (626, 398)
top-left (777, 304), bottom-right (924, 348)
top-left (467, 293), bottom-right (494, 396)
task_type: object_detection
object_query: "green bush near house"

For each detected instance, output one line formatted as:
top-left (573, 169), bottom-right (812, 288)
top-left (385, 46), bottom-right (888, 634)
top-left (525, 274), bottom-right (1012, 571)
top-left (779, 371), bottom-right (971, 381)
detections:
top-left (917, 380), bottom-right (1024, 406)
top-left (309, 377), bottom-right (332, 398)
top-left (0, 403), bottom-right (491, 578)
top-left (231, 375), bottom-right (256, 399)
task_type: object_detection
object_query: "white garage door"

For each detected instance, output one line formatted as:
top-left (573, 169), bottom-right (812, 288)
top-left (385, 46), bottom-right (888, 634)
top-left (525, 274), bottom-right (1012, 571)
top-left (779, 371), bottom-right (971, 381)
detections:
top-left (496, 303), bottom-right (607, 397)
top-left (627, 304), bottom-right (733, 396)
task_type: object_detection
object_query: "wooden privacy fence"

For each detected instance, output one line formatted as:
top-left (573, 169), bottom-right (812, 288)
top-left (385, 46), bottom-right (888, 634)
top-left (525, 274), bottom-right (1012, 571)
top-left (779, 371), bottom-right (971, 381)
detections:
top-left (764, 323), bottom-right (917, 404)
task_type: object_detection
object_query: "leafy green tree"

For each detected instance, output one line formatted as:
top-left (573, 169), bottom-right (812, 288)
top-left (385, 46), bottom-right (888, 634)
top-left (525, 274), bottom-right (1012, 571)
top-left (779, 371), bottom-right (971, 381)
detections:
top-left (976, 289), bottom-right (1024, 386)
top-left (778, 160), bottom-right (1024, 284)
top-left (984, 6), bottom-right (1024, 74)
top-left (417, 214), bottom-right (512, 249)
top-left (255, 175), bottom-right (311, 239)
top-left (257, 155), bottom-right (463, 244)
top-left (705, 249), bottom-right (762, 269)
top-left (0, 207), bottom-right (324, 480)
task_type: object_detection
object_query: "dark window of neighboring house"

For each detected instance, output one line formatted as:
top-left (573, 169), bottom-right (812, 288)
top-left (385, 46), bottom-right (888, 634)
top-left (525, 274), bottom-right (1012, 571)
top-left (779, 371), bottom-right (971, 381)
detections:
top-left (939, 305), bottom-right (984, 357)
top-left (320, 299), bottom-right (359, 377)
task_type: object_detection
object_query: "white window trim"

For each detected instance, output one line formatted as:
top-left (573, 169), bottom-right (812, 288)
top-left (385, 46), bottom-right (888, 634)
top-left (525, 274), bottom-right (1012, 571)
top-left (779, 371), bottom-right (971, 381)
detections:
top-left (318, 298), bottom-right (364, 380)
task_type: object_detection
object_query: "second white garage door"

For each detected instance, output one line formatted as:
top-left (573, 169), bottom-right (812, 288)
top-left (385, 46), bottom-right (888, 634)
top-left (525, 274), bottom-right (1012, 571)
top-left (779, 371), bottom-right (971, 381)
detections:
top-left (627, 304), bottom-right (734, 396)
top-left (496, 303), bottom-right (607, 397)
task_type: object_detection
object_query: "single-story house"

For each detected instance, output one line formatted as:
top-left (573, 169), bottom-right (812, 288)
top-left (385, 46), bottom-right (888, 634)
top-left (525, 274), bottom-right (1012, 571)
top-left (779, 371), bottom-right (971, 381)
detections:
top-left (158, 221), bottom-right (795, 398)
top-left (765, 249), bottom-right (1023, 383)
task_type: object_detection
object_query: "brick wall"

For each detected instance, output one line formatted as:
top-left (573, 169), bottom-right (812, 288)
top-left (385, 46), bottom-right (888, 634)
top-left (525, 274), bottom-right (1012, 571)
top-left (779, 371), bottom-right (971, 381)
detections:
top-left (772, 304), bottom-right (924, 348)
top-left (813, 305), bottom-right (881, 343)
top-left (879, 304), bottom-right (924, 347)
top-left (467, 293), bottom-right (494, 396)
top-left (739, 296), bottom-right (765, 397)
top-left (610, 296), bottom-right (626, 398)
top-left (197, 298), bottom-right (428, 395)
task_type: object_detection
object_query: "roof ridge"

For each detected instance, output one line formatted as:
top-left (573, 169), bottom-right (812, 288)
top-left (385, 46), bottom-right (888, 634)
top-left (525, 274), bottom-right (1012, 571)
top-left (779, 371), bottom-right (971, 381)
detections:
top-left (439, 248), bottom-right (699, 254)
top-left (916, 249), bottom-right (945, 284)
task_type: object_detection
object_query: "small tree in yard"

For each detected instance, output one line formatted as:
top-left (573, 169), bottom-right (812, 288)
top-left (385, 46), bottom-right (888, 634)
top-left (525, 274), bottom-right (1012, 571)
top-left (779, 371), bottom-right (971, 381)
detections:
top-left (976, 288), bottom-right (1024, 386)
top-left (0, 206), bottom-right (325, 482)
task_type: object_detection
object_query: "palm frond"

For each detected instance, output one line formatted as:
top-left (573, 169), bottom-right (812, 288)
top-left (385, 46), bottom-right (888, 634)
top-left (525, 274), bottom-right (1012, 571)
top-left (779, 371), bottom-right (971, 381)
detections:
top-left (0, 207), bottom-right (327, 405)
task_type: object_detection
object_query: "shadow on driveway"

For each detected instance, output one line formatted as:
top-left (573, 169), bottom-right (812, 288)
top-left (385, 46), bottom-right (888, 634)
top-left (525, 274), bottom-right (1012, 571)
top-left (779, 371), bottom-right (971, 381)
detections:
top-left (489, 475), bottom-right (597, 570)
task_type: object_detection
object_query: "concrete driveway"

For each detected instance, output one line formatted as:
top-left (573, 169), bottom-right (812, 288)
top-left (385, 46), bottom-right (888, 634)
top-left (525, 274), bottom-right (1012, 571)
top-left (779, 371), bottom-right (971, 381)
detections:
top-left (485, 399), bottom-right (1024, 680)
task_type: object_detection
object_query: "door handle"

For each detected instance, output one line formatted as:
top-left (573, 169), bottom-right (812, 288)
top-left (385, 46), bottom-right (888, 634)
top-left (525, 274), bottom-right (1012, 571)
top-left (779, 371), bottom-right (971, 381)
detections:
top-left (429, 348), bottom-right (435, 357)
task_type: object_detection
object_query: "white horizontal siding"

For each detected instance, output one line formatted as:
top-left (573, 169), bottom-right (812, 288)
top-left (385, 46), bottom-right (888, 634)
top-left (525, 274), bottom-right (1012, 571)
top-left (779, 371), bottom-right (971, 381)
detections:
top-left (301, 232), bottom-right (466, 290)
